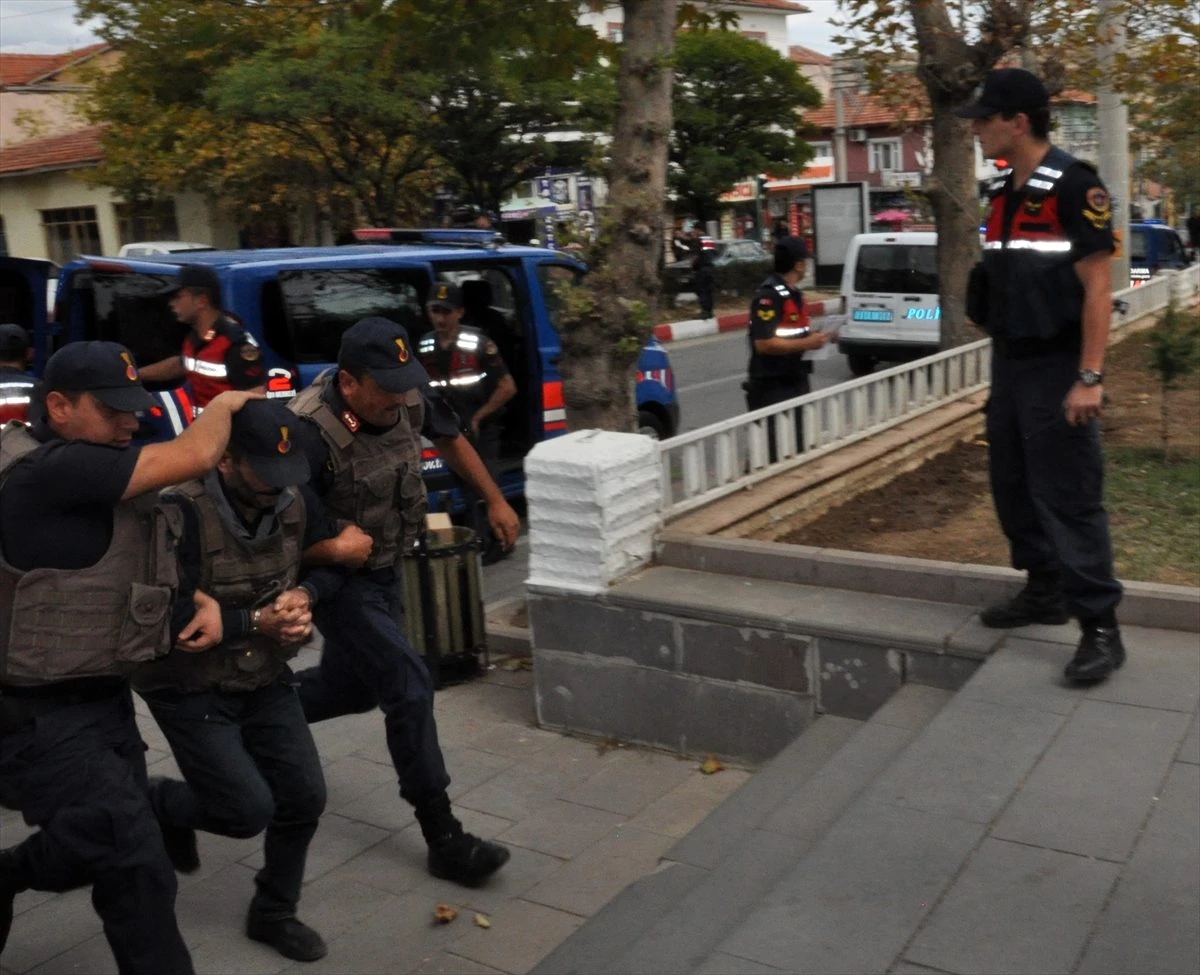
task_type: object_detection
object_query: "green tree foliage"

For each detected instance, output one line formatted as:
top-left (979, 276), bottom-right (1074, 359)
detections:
top-left (1145, 298), bottom-right (1200, 462)
top-left (669, 30), bottom-right (821, 222)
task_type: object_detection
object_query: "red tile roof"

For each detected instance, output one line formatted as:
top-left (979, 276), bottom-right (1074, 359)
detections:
top-left (0, 43), bottom-right (108, 86)
top-left (803, 87), bottom-right (931, 129)
top-left (790, 44), bottom-right (832, 66)
top-left (0, 125), bottom-right (104, 177)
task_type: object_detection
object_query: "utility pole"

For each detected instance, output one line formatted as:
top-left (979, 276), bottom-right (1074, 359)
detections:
top-left (833, 59), bottom-right (851, 182)
top-left (1097, 0), bottom-right (1130, 292)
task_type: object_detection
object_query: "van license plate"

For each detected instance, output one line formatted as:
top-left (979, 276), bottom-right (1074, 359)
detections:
top-left (852, 309), bottom-right (893, 322)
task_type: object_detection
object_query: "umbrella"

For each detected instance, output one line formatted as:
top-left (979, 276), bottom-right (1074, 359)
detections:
top-left (873, 208), bottom-right (912, 223)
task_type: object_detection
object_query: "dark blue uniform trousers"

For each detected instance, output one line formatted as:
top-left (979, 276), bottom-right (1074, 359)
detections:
top-left (140, 681), bottom-right (326, 922)
top-left (297, 571), bottom-right (451, 808)
top-left (986, 351), bottom-right (1123, 620)
top-left (0, 688), bottom-right (193, 975)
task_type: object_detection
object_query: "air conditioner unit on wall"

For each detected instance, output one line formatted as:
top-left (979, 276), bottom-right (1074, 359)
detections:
top-left (849, 128), bottom-right (868, 142)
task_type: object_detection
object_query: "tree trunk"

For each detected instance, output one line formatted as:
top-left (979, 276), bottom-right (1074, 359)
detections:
top-left (557, 0), bottom-right (676, 432)
top-left (926, 98), bottom-right (983, 349)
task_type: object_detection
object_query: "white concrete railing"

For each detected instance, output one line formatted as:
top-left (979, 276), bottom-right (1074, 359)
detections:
top-left (659, 265), bottom-right (1200, 521)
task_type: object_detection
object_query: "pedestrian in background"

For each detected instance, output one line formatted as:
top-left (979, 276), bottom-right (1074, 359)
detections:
top-left (693, 231), bottom-right (716, 320)
top-left (0, 324), bottom-right (35, 425)
top-left (960, 68), bottom-right (1125, 684)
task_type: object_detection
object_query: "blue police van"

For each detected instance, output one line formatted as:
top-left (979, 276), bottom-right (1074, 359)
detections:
top-left (7, 232), bottom-right (679, 510)
top-left (1128, 220), bottom-right (1192, 287)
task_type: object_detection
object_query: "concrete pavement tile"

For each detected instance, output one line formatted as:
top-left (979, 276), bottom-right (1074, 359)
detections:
top-left (667, 715), bottom-right (861, 870)
top-left (308, 711), bottom-right (382, 763)
top-left (1084, 638), bottom-right (1200, 713)
top-left (289, 874), bottom-right (407, 944)
top-left (299, 890), bottom-right (473, 975)
top-left (1180, 714), bottom-right (1200, 765)
top-left (956, 638), bottom-right (1085, 715)
top-left (456, 720), bottom-right (563, 760)
top-left (240, 812), bottom-right (389, 884)
top-left (866, 683), bottom-right (953, 730)
top-left (451, 898), bottom-right (585, 975)
top-left (331, 831), bottom-right (437, 896)
top-left (719, 802), bottom-right (984, 974)
top-left (1077, 762), bottom-right (1200, 975)
top-left (414, 844), bottom-right (562, 918)
top-left (786, 590), bottom-right (977, 652)
top-left (1, 886), bottom-right (106, 974)
top-left (993, 700), bottom-right (1192, 861)
top-left (495, 800), bottom-right (626, 860)
top-left (610, 829), bottom-right (802, 975)
top-left (177, 831), bottom-right (263, 887)
top-left (523, 825), bottom-right (674, 917)
top-left (762, 719), bottom-right (919, 843)
top-left (334, 780), bottom-right (423, 832)
top-left (626, 765), bottom-right (752, 838)
top-left (318, 755), bottom-right (398, 807)
top-left (906, 838), bottom-right (1119, 975)
top-left (1011, 621), bottom-right (1079, 646)
top-left (944, 616), bottom-right (1006, 657)
top-left (693, 953), bottom-right (786, 974)
top-left (610, 567), bottom-right (808, 625)
top-left (531, 861), bottom-right (710, 975)
top-left (866, 698), bottom-right (1066, 824)
top-left (411, 953), bottom-right (506, 974)
top-left (562, 751), bottom-right (695, 816)
top-left (26, 934), bottom-right (117, 975)
top-left (438, 679), bottom-right (537, 728)
top-left (890, 962), bottom-right (956, 974)
top-left (453, 743), bottom-right (615, 823)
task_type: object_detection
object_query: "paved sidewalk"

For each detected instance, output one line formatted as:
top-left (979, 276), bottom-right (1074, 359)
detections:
top-left (0, 646), bottom-right (750, 975)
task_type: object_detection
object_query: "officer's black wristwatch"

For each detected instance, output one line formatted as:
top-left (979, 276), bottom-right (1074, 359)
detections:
top-left (1078, 369), bottom-right (1104, 387)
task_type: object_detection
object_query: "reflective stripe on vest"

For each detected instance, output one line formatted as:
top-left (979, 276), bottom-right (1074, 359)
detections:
top-left (182, 356), bottom-right (229, 378)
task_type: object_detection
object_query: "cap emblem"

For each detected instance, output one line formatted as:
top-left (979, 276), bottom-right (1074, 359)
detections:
top-left (396, 337), bottom-right (410, 363)
top-left (120, 351), bottom-right (139, 382)
top-left (277, 425), bottom-right (291, 454)
top-left (436, 284), bottom-right (449, 301)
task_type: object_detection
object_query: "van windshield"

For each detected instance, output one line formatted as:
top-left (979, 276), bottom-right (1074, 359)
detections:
top-left (88, 271), bottom-right (189, 367)
top-left (853, 244), bottom-right (938, 295)
top-left (1129, 228), bottom-right (1148, 263)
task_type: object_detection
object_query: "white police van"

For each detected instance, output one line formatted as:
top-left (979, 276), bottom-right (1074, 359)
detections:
top-left (836, 231), bottom-right (940, 376)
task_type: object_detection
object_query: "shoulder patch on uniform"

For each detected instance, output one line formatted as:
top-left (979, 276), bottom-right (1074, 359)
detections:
top-left (1083, 186), bottom-right (1112, 229)
top-left (340, 410), bottom-right (360, 433)
top-left (484, 340), bottom-right (499, 356)
top-left (1023, 198), bottom-right (1043, 216)
top-left (756, 307), bottom-right (776, 322)
top-left (240, 343), bottom-right (261, 361)
top-left (1086, 187), bottom-right (1109, 212)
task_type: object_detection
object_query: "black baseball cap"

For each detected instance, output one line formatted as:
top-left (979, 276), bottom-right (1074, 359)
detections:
top-left (0, 323), bottom-right (30, 360)
top-left (774, 235), bottom-right (808, 272)
top-left (157, 264), bottom-right (221, 299)
top-left (426, 281), bottom-right (463, 311)
top-left (228, 399), bottom-right (310, 488)
top-left (42, 341), bottom-right (154, 412)
top-left (338, 317), bottom-right (430, 393)
top-left (956, 68), bottom-right (1049, 118)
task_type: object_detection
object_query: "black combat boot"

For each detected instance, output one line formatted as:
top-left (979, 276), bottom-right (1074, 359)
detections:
top-left (980, 571), bottom-right (1069, 628)
top-left (1, 847), bottom-right (28, 952)
top-left (148, 778), bottom-right (200, 875)
top-left (246, 914), bottom-right (328, 962)
top-left (1064, 621), bottom-right (1126, 684)
top-left (416, 794), bottom-right (511, 886)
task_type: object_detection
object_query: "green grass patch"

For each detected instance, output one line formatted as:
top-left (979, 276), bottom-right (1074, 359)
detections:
top-left (1107, 445), bottom-right (1200, 587)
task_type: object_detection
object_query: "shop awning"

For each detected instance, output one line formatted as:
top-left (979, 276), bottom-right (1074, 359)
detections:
top-left (501, 197), bottom-right (557, 221)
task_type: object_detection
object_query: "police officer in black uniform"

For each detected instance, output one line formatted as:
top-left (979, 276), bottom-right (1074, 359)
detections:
top-left (0, 324), bottom-right (35, 426)
top-left (0, 342), bottom-right (260, 973)
top-left (745, 236), bottom-right (832, 460)
top-left (693, 232), bottom-right (716, 320)
top-left (416, 283), bottom-right (517, 564)
top-left (959, 68), bottom-right (1125, 684)
top-left (131, 400), bottom-right (361, 963)
top-left (289, 318), bottom-right (519, 887)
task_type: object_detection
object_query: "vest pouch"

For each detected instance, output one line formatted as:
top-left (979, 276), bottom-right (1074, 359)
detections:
top-left (399, 467), bottom-right (427, 550)
top-left (116, 582), bottom-right (172, 663)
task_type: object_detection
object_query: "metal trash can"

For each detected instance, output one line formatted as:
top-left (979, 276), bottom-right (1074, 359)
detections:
top-left (400, 526), bottom-right (487, 687)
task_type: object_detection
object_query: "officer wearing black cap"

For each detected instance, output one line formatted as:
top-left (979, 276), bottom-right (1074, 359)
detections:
top-left (0, 341), bottom-right (261, 973)
top-left (289, 316), bottom-right (519, 886)
top-left (417, 282), bottom-right (517, 564)
top-left (130, 400), bottom-right (358, 963)
top-left (0, 324), bottom-right (35, 425)
top-left (745, 236), bottom-right (833, 460)
top-left (139, 264), bottom-right (267, 414)
top-left (958, 67), bottom-right (1124, 684)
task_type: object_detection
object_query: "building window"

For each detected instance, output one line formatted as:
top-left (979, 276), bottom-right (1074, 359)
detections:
top-left (115, 200), bottom-right (180, 246)
top-left (810, 141), bottom-right (833, 158)
top-left (606, 22), bottom-right (623, 42)
top-left (869, 139), bottom-right (902, 173)
top-left (741, 31), bottom-right (768, 43)
top-left (41, 207), bottom-right (101, 265)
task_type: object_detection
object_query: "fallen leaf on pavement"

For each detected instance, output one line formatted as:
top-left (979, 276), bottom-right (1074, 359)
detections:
top-left (433, 904), bottom-right (459, 924)
top-left (500, 658), bottom-right (533, 671)
top-left (699, 754), bottom-right (725, 775)
top-left (474, 913), bottom-right (492, 929)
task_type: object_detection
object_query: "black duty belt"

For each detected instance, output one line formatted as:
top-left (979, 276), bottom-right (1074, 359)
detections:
top-left (0, 679), bottom-right (124, 736)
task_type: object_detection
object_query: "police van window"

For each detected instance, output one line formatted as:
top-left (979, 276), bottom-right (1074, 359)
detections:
top-left (1161, 231), bottom-right (1182, 261)
top-left (0, 267), bottom-right (33, 331)
top-left (1130, 229), bottom-right (1148, 262)
top-left (853, 244), bottom-right (938, 295)
top-left (88, 271), bottom-right (190, 368)
top-left (437, 267), bottom-right (521, 342)
top-left (277, 268), bottom-right (425, 364)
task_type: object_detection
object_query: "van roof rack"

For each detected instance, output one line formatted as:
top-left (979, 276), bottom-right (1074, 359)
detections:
top-left (352, 228), bottom-right (507, 249)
